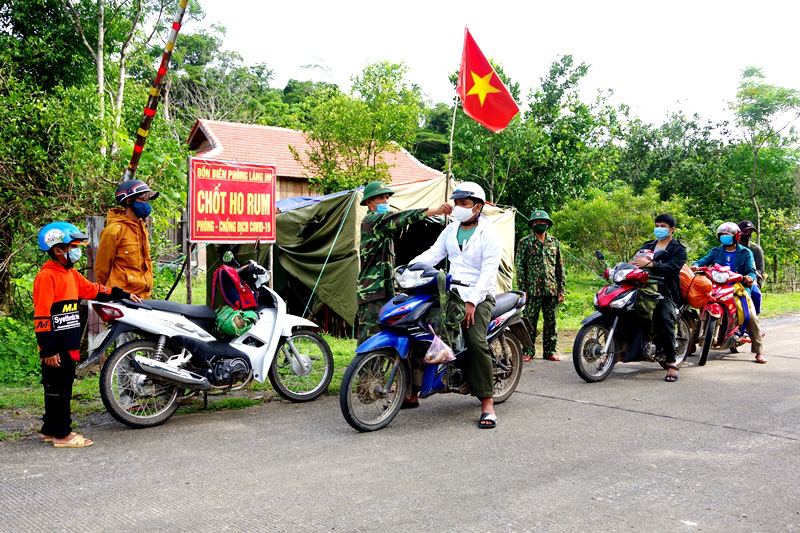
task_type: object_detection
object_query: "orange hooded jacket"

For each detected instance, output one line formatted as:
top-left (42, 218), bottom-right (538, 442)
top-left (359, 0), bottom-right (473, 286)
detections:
top-left (95, 207), bottom-right (154, 299)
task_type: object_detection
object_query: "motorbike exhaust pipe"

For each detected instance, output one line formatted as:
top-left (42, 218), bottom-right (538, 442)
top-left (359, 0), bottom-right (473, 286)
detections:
top-left (131, 356), bottom-right (212, 390)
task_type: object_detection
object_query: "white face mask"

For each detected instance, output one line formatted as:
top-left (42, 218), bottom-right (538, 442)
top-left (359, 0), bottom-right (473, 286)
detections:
top-left (452, 205), bottom-right (477, 224)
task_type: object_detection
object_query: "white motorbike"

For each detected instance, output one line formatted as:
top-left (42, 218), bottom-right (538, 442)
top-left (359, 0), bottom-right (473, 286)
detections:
top-left (87, 253), bottom-right (333, 428)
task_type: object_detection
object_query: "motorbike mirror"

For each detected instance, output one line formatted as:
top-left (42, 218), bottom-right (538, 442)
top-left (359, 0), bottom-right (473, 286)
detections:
top-left (595, 250), bottom-right (605, 261)
top-left (222, 250), bottom-right (235, 263)
top-left (253, 237), bottom-right (260, 255)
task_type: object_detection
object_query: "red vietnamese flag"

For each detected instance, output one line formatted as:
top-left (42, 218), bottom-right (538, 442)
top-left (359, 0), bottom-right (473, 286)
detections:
top-left (457, 27), bottom-right (519, 133)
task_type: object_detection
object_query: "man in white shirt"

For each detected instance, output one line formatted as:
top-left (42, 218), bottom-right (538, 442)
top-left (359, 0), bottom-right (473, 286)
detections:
top-left (411, 182), bottom-right (504, 429)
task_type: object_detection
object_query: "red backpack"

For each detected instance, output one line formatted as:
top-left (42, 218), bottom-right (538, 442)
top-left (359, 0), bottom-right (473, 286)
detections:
top-left (211, 265), bottom-right (258, 310)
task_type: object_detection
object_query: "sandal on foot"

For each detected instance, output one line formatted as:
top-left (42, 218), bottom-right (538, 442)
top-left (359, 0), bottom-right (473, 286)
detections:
top-left (522, 355), bottom-right (531, 362)
top-left (53, 434), bottom-right (93, 448)
top-left (755, 353), bottom-right (767, 364)
top-left (543, 355), bottom-right (561, 361)
top-left (40, 434), bottom-right (54, 443)
top-left (478, 413), bottom-right (497, 429)
top-left (664, 364), bottom-right (679, 383)
top-left (401, 400), bottom-right (419, 409)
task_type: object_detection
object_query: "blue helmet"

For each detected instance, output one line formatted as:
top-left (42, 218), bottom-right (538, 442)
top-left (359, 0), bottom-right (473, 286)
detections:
top-left (38, 222), bottom-right (89, 251)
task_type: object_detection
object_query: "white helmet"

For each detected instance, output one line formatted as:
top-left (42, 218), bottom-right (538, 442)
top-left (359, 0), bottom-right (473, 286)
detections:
top-left (450, 181), bottom-right (486, 204)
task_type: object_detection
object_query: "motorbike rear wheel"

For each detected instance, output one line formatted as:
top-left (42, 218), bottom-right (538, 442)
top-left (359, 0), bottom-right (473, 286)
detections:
top-left (99, 339), bottom-right (180, 429)
top-left (339, 350), bottom-right (408, 432)
top-left (490, 332), bottom-right (522, 404)
top-left (699, 317), bottom-right (717, 367)
top-left (573, 320), bottom-right (617, 382)
top-left (268, 330), bottom-right (333, 402)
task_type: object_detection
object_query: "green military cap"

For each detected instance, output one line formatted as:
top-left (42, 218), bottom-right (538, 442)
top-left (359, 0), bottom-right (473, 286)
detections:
top-left (360, 181), bottom-right (395, 206)
top-left (528, 209), bottom-right (553, 227)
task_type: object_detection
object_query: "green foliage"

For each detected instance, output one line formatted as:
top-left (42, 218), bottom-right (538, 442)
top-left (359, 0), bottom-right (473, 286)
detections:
top-left (292, 62), bottom-right (424, 194)
top-left (0, 317), bottom-right (40, 386)
top-left (550, 183), bottom-right (706, 265)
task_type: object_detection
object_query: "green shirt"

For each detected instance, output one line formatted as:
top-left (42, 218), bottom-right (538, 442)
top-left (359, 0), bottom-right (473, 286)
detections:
top-left (456, 225), bottom-right (477, 249)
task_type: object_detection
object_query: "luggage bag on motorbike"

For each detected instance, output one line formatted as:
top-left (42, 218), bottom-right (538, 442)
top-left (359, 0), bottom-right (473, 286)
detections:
top-left (211, 265), bottom-right (259, 336)
top-left (680, 264), bottom-right (712, 308)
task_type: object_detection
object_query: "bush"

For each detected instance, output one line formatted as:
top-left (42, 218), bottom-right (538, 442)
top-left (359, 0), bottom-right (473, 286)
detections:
top-left (0, 317), bottom-right (40, 385)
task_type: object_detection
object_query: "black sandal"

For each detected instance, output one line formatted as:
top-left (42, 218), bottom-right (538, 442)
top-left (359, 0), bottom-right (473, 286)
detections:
top-left (664, 364), bottom-right (679, 382)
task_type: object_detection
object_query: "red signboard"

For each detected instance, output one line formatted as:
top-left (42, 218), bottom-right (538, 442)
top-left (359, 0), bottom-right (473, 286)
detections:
top-left (188, 157), bottom-right (276, 243)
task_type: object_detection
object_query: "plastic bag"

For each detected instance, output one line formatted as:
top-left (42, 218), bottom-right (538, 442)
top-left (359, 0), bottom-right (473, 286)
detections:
top-left (424, 324), bottom-right (455, 364)
top-left (215, 305), bottom-right (258, 337)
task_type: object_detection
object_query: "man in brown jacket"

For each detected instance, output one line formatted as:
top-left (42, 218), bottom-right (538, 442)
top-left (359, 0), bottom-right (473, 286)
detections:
top-left (95, 179), bottom-right (158, 299)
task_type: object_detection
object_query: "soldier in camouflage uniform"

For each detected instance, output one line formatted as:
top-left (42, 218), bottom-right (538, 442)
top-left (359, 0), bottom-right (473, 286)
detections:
top-left (515, 209), bottom-right (565, 361)
top-left (356, 181), bottom-right (452, 345)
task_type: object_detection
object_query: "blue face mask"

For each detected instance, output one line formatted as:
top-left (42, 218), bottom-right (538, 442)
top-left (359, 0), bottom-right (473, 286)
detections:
top-left (719, 234), bottom-right (734, 246)
top-left (375, 203), bottom-right (389, 214)
top-left (653, 227), bottom-right (670, 240)
top-left (131, 200), bottom-right (152, 219)
top-left (67, 247), bottom-right (82, 264)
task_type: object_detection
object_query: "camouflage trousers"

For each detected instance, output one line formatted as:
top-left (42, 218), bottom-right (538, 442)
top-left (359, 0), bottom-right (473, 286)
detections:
top-left (524, 295), bottom-right (559, 358)
top-left (357, 299), bottom-right (386, 346)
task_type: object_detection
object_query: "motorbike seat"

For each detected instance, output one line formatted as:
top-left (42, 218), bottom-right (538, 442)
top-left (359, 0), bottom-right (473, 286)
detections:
top-left (126, 299), bottom-right (217, 321)
top-left (491, 291), bottom-right (526, 319)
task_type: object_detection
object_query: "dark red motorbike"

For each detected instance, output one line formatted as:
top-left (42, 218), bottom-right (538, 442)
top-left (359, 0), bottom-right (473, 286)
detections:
top-left (692, 265), bottom-right (749, 366)
top-left (572, 251), bottom-right (693, 382)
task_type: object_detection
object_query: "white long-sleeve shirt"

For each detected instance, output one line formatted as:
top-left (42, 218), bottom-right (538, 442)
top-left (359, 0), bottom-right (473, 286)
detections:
top-left (411, 214), bottom-right (503, 306)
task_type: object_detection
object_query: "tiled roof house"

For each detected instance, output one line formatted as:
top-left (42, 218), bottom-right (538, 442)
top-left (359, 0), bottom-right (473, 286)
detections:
top-left (187, 119), bottom-right (443, 200)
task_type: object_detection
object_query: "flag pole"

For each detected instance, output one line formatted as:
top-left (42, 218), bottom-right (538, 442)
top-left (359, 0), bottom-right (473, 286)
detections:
top-left (446, 94), bottom-right (458, 180)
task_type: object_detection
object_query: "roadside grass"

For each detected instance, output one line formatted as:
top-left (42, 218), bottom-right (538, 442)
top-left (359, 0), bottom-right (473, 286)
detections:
top-left (759, 291), bottom-right (800, 319)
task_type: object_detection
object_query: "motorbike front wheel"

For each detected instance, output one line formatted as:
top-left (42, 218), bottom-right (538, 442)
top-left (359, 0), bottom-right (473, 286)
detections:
top-left (573, 320), bottom-right (617, 382)
top-left (490, 332), bottom-right (522, 403)
top-left (339, 350), bottom-right (408, 432)
top-left (268, 330), bottom-right (334, 402)
top-left (660, 315), bottom-right (692, 369)
top-left (699, 317), bottom-right (717, 367)
top-left (99, 339), bottom-right (180, 429)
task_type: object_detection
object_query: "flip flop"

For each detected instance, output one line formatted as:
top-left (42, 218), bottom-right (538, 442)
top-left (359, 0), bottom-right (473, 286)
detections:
top-left (664, 364), bottom-right (679, 383)
top-left (478, 412), bottom-right (497, 429)
top-left (53, 434), bottom-right (93, 448)
top-left (401, 400), bottom-right (419, 409)
top-left (40, 434), bottom-right (54, 443)
top-left (755, 354), bottom-right (767, 364)
top-left (543, 355), bottom-right (561, 361)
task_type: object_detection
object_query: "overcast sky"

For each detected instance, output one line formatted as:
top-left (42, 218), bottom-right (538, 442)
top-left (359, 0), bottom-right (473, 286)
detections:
top-left (196, 0), bottom-right (800, 126)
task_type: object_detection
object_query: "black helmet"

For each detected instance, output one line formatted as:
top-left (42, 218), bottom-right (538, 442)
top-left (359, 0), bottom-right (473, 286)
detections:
top-left (115, 179), bottom-right (159, 204)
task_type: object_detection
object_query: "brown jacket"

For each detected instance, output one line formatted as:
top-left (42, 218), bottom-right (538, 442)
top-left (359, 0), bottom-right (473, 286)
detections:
top-left (95, 208), bottom-right (153, 298)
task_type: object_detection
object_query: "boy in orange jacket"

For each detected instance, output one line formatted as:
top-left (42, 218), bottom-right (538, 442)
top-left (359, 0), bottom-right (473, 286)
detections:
top-left (34, 222), bottom-right (142, 448)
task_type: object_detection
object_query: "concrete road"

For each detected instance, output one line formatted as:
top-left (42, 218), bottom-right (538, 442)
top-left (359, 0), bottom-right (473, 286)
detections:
top-left (2, 316), bottom-right (799, 532)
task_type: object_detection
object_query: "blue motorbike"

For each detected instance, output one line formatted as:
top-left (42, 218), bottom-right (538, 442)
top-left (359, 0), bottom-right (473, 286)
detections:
top-left (340, 263), bottom-right (527, 432)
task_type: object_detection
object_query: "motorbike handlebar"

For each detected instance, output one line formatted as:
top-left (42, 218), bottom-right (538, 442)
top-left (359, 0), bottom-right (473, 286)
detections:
top-left (648, 275), bottom-right (664, 281)
top-left (451, 279), bottom-right (471, 287)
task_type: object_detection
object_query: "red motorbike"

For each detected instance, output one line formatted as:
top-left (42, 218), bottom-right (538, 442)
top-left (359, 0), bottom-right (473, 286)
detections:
top-left (572, 251), bottom-right (693, 382)
top-left (692, 265), bottom-right (749, 366)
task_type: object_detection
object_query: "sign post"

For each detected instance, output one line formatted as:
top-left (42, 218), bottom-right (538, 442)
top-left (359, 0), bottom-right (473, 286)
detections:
top-left (188, 157), bottom-right (277, 244)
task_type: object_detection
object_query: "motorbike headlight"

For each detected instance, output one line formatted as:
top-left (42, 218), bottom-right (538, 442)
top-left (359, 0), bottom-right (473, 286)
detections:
top-left (609, 291), bottom-right (635, 309)
top-left (395, 268), bottom-right (434, 289)
top-left (613, 268), bottom-right (634, 283)
top-left (712, 271), bottom-right (729, 284)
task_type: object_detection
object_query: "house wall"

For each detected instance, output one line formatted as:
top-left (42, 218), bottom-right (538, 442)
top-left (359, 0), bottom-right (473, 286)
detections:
top-left (278, 176), bottom-right (313, 200)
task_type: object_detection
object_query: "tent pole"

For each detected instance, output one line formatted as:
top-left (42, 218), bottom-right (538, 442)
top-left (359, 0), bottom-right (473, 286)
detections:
top-left (446, 94), bottom-right (458, 183)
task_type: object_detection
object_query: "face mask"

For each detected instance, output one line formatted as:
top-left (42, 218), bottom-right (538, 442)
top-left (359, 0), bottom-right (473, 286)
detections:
top-left (739, 234), bottom-right (751, 245)
top-left (452, 205), bottom-right (477, 224)
top-left (533, 224), bottom-right (548, 234)
top-left (67, 247), bottom-right (82, 264)
top-left (719, 235), bottom-right (734, 246)
top-left (653, 227), bottom-right (670, 240)
top-left (131, 200), bottom-right (152, 219)
top-left (374, 203), bottom-right (389, 214)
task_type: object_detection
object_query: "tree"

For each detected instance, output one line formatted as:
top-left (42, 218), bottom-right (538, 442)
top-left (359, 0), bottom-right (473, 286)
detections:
top-left (729, 67), bottom-right (800, 242)
top-left (291, 62), bottom-right (423, 194)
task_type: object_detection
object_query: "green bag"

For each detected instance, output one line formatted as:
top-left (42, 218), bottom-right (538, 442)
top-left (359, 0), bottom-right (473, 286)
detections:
top-left (215, 305), bottom-right (258, 337)
top-left (425, 271), bottom-right (466, 348)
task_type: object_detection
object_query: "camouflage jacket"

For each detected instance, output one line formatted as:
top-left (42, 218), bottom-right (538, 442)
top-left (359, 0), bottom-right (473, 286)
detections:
top-left (357, 208), bottom-right (427, 304)
top-left (515, 233), bottom-right (566, 297)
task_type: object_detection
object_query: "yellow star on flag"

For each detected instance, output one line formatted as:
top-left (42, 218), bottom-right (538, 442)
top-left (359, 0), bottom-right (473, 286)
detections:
top-left (466, 71), bottom-right (501, 107)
